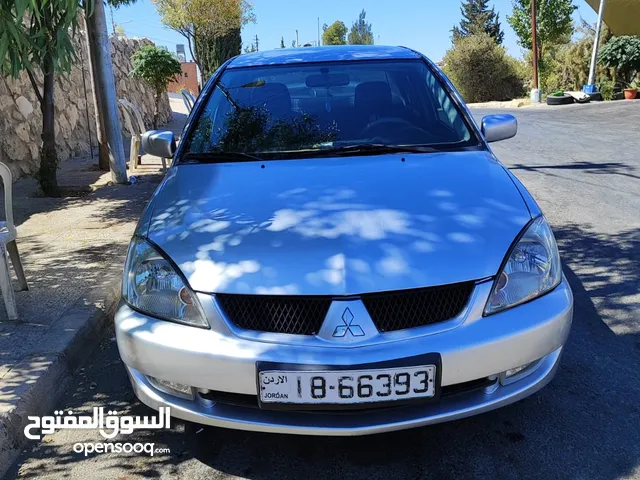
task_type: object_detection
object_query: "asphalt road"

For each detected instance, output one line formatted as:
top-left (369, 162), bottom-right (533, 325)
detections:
top-left (7, 101), bottom-right (640, 480)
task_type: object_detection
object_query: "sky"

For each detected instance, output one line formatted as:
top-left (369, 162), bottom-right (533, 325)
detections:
top-left (112, 0), bottom-right (599, 63)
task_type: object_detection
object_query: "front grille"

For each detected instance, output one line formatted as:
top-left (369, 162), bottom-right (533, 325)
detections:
top-left (362, 282), bottom-right (474, 332)
top-left (217, 282), bottom-right (474, 335)
top-left (216, 294), bottom-right (331, 335)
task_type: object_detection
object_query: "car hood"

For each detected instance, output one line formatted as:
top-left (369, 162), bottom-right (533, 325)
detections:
top-left (145, 152), bottom-right (531, 295)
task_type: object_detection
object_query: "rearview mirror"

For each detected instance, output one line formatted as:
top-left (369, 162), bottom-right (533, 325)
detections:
top-left (142, 130), bottom-right (176, 158)
top-left (481, 114), bottom-right (517, 143)
top-left (306, 73), bottom-right (350, 88)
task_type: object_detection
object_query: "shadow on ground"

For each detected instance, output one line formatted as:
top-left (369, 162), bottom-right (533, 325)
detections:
top-left (7, 224), bottom-right (640, 479)
top-left (511, 161), bottom-right (640, 181)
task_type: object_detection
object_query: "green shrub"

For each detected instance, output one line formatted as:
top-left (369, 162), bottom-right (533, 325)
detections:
top-left (598, 80), bottom-right (615, 101)
top-left (443, 33), bottom-right (526, 103)
top-left (530, 45), bottom-right (570, 93)
top-left (507, 55), bottom-right (532, 90)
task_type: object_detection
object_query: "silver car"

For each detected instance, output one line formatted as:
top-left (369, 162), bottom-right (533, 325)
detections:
top-left (116, 45), bottom-right (573, 436)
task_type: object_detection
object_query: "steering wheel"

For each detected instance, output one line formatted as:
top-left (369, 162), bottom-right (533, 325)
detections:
top-left (360, 117), bottom-right (434, 142)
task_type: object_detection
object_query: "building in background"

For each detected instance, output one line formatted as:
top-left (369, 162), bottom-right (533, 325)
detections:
top-left (168, 61), bottom-right (198, 94)
top-left (168, 45), bottom-right (199, 94)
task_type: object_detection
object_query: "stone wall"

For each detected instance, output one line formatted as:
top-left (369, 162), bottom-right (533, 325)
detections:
top-left (0, 35), bottom-right (172, 179)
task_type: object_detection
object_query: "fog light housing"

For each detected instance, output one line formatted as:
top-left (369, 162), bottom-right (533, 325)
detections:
top-left (147, 376), bottom-right (194, 400)
top-left (505, 363), bottom-right (531, 378)
top-left (500, 360), bottom-right (539, 385)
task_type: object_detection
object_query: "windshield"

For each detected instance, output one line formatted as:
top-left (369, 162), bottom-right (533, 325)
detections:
top-left (185, 59), bottom-right (478, 158)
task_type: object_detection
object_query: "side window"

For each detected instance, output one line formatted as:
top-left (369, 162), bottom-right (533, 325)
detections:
top-left (425, 68), bottom-right (467, 137)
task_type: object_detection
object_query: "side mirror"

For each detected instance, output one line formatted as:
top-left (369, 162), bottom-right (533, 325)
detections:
top-left (481, 114), bottom-right (517, 143)
top-left (142, 130), bottom-right (176, 158)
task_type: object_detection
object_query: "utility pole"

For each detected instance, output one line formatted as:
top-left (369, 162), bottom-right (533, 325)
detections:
top-left (530, 0), bottom-right (541, 102)
top-left (318, 17), bottom-right (320, 46)
top-left (84, 14), bottom-right (109, 171)
top-left (85, 0), bottom-right (128, 183)
top-left (296, 30), bottom-right (299, 48)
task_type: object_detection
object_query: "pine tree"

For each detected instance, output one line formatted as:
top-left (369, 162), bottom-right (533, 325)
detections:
top-left (348, 10), bottom-right (374, 45)
top-left (280, 37), bottom-right (286, 48)
top-left (452, 0), bottom-right (504, 45)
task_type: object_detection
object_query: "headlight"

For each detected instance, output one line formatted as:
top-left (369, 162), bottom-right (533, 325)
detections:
top-left (484, 216), bottom-right (562, 315)
top-left (123, 237), bottom-right (209, 328)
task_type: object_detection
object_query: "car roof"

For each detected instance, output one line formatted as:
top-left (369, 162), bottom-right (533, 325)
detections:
top-left (226, 45), bottom-right (422, 69)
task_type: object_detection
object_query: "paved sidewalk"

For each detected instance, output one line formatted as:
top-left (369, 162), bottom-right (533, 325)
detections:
top-left (0, 97), bottom-right (187, 476)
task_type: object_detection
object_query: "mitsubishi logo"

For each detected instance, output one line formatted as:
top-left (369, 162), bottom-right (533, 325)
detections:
top-left (332, 308), bottom-right (365, 337)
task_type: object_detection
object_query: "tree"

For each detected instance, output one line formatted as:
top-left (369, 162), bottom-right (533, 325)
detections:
top-left (131, 46), bottom-right (182, 129)
top-left (322, 21), bottom-right (348, 45)
top-left (280, 37), bottom-right (286, 48)
top-left (443, 33), bottom-right (526, 103)
top-left (0, 0), bottom-right (94, 195)
top-left (198, 28), bottom-right (241, 76)
top-left (598, 36), bottom-right (640, 84)
top-left (153, 0), bottom-right (255, 82)
top-left (452, 0), bottom-right (504, 45)
top-left (348, 10), bottom-right (374, 45)
top-left (507, 0), bottom-right (576, 61)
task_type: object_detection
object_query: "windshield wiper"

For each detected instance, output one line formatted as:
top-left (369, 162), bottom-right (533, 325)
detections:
top-left (310, 144), bottom-right (439, 157)
top-left (181, 144), bottom-right (439, 164)
top-left (216, 84), bottom-right (240, 110)
top-left (182, 151), bottom-right (264, 164)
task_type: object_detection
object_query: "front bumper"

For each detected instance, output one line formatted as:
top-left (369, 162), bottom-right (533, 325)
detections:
top-left (115, 279), bottom-right (573, 436)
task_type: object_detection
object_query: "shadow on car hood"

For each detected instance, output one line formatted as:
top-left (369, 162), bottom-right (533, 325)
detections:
top-left (145, 151), bottom-right (531, 295)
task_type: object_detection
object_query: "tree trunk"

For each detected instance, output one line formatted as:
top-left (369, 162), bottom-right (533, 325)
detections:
top-left (39, 53), bottom-right (59, 196)
top-left (153, 92), bottom-right (160, 129)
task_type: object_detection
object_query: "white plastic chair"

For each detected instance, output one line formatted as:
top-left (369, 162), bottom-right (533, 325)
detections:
top-left (119, 98), bottom-right (168, 173)
top-left (0, 161), bottom-right (28, 320)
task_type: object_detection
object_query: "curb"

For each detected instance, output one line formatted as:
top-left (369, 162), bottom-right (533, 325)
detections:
top-left (0, 280), bottom-right (120, 478)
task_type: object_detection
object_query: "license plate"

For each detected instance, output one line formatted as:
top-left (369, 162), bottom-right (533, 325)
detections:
top-left (258, 365), bottom-right (437, 406)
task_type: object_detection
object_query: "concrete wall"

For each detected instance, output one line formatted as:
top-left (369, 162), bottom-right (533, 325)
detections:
top-left (0, 35), bottom-right (172, 180)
